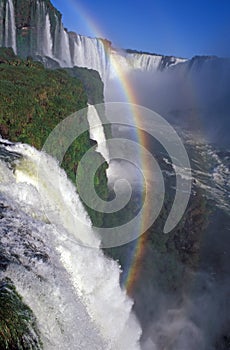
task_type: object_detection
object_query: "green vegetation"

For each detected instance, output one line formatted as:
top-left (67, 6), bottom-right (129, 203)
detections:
top-left (0, 48), bottom-right (110, 349)
top-left (0, 48), bottom-right (87, 147)
top-left (0, 278), bottom-right (42, 349)
top-left (64, 67), bottom-right (104, 105)
top-left (0, 48), bottom-right (109, 226)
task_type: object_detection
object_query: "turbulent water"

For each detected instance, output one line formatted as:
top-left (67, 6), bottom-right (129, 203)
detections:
top-left (0, 1), bottom-right (229, 349)
top-left (0, 139), bottom-right (141, 350)
top-left (99, 104), bottom-right (230, 350)
top-left (144, 134), bottom-right (230, 350)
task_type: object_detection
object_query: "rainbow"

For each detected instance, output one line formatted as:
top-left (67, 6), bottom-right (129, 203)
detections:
top-left (58, 0), bottom-right (153, 295)
top-left (56, 0), bottom-right (198, 296)
top-left (105, 52), bottom-right (151, 294)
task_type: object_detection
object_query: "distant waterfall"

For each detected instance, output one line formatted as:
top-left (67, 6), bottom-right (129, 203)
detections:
top-left (4, 0), bottom-right (16, 54)
top-left (53, 14), bottom-right (72, 67)
top-left (43, 13), bottom-right (53, 57)
top-left (36, 1), bottom-right (53, 57)
top-left (0, 0), bottom-right (186, 80)
top-left (0, 2), bottom-right (3, 46)
top-left (53, 13), bottom-right (61, 60)
top-left (59, 23), bottom-right (72, 66)
top-left (126, 53), bottom-right (186, 71)
top-left (71, 34), bottom-right (110, 81)
top-left (128, 53), bottom-right (163, 71)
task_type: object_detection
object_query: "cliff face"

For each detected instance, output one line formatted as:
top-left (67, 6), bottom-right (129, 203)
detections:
top-left (14, 0), bottom-right (61, 59)
top-left (13, 0), bottom-right (69, 61)
top-left (0, 0), bottom-right (186, 81)
top-left (0, 0), bottom-right (17, 53)
top-left (0, 0), bottom-right (110, 78)
top-left (2, 0), bottom-right (229, 88)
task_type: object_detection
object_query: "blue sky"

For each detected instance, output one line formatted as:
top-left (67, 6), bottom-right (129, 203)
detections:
top-left (52, 0), bottom-right (230, 58)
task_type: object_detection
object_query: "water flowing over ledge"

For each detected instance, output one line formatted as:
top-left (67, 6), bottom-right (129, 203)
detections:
top-left (0, 140), bottom-right (141, 349)
top-left (0, 0), bottom-right (186, 81)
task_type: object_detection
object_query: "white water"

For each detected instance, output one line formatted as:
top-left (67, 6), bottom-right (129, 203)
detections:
top-left (36, 1), bottom-right (53, 57)
top-left (59, 23), bottom-right (72, 66)
top-left (0, 0), bottom-right (186, 81)
top-left (127, 53), bottom-right (163, 71)
top-left (69, 34), bottom-right (185, 83)
top-left (71, 34), bottom-right (110, 80)
top-left (0, 142), bottom-right (141, 349)
top-left (87, 104), bottom-right (110, 163)
top-left (43, 13), bottom-right (53, 57)
top-left (127, 53), bottom-right (186, 71)
top-left (4, 1), bottom-right (9, 46)
top-left (36, 0), bottom-right (42, 56)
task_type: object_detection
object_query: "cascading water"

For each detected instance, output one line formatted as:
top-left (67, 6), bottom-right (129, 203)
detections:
top-left (4, 0), bottom-right (16, 54)
top-left (87, 104), bottom-right (110, 163)
top-left (71, 34), bottom-right (110, 81)
top-left (0, 140), bottom-right (141, 349)
top-left (36, 1), bottom-right (53, 57)
top-left (0, 0), bottom-right (186, 81)
top-left (36, 1), bottom-right (43, 55)
top-left (4, 1), bottom-right (9, 48)
top-left (59, 23), bottom-right (72, 66)
top-left (53, 13), bottom-right (61, 60)
top-left (126, 53), bottom-right (186, 71)
top-left (127, 53), bottom-right (163, 71)
top-left (0, 2), bottom-right (3, 46)
top-left (52, 12), bottom-right (72, 67)
top-left (43, 13), bottom-right (53, 57)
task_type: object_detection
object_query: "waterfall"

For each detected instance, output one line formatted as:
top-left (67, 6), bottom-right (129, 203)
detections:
top-left (71, 34), bottom-right (110, 80)
top-left (53, 13), bottom-right (61, 60)
top-left (87, 104), bottom-right (110, 163)
top-left (127, 53), bottom-right (163, 71)
top-left (58, 23), bottom-right (72, 66)
top-left (0, 2), bottom-right (3, 46)
top-left (125, 53), bottom-right (186, 71)
top-left (36, 1), bottom-right (53, 57)
top-left (4, 0), bottom-right (8, 46)
top-left (36, 1), bottom-right (44, 56)
top-left (4, 0), bottom-right (17, 54)
top-left (0, 0), bottom-right (186, 80)
top-left (53, 13), bottom-right (72, 65)
top-left (0, 141), bottom-right (141, 349)
top-left (43, 13), bottom-right (53, 57)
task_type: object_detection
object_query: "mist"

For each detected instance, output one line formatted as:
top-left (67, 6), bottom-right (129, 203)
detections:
top-left (106, 56), bottom-right (230, 147)
top-left (104, 56), bottom-right (230, 349)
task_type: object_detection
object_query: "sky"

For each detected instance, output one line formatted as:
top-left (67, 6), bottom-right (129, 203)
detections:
top-left (51, 0), bottom-right (230, 58)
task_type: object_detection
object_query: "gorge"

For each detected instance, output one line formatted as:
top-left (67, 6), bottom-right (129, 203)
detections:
top-left (0, 1), bottom-right (229, 350)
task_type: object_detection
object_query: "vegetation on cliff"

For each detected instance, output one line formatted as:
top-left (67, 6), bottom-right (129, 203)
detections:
top-left (0, 278), bottom-right (42, 349)
top-left (64, 66), bottom-right (104, 105)
top-left (0, 48), bottom-right (108, 227)
top-left (0, 47), bottom-right (109, 348)
top-left (0, 49), bottom-right (87, 146)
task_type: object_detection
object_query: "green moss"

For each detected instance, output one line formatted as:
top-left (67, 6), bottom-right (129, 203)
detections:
top-left (0, 48), bottom-right (109, 226)
top-left (64, 67), bottom-right (104, 105)
top-left (0, 62), bottom-right (87, 148)
top-left (0, 278), bottom-right (42, 349)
